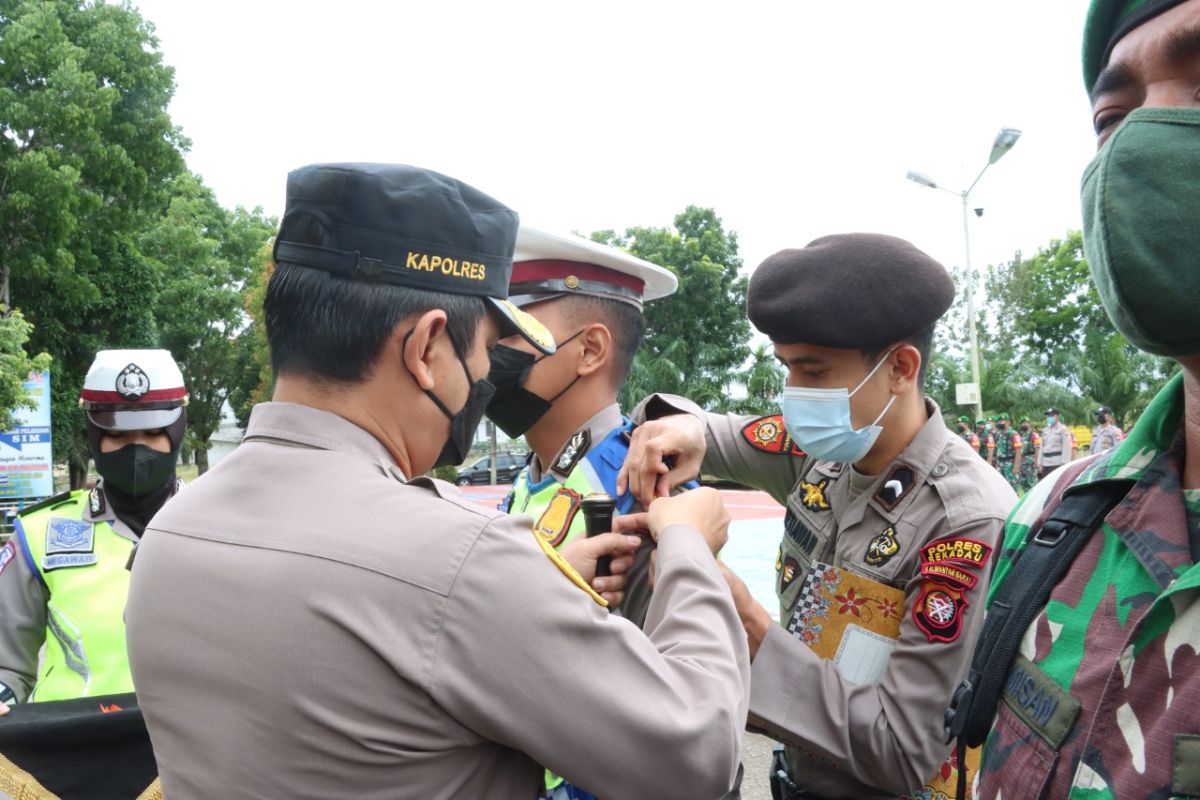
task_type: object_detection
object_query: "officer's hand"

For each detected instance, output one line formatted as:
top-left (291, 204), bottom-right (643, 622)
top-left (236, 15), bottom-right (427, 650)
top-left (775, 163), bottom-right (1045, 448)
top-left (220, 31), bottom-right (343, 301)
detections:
top-left (647, 487), bottom-right (730, 554)
top-left (560, 532), bottom-right (644, 606)
top-left (617, 415), bottom-right (705, 507)
top-left (718, 563), bottom-right (772, 660)
top-left (0, 701), bottom-right (8, 716)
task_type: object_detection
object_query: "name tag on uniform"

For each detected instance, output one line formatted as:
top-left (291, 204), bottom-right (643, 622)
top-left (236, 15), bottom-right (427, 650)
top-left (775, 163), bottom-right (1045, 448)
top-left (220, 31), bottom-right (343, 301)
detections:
top-left (44, 517), bottom-right (97, 571)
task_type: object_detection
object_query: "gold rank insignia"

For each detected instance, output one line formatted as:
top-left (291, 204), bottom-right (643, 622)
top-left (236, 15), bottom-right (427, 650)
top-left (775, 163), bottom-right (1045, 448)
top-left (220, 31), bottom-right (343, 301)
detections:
top-left (864, 526), bottom-right (900, 566)
top-left (800, 478), bottom-right (831, 512)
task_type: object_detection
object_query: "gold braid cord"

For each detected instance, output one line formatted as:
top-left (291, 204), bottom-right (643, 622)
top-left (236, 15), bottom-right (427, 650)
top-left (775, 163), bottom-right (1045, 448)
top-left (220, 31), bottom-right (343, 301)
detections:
top-left (0, 752), bottom-right (58, 800)
top-left (0, 752), bottom-right (161, 800)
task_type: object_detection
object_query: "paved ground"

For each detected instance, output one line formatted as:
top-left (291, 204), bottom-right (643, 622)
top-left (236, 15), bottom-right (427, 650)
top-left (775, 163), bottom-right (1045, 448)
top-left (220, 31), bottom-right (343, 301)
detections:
top-left (740, 733), bottom-right (775, 799)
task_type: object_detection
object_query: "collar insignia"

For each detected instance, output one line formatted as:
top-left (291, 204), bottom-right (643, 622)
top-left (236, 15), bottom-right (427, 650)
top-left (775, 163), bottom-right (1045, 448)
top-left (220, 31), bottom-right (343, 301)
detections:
top-left (551, 429), bottom-right (590, 478)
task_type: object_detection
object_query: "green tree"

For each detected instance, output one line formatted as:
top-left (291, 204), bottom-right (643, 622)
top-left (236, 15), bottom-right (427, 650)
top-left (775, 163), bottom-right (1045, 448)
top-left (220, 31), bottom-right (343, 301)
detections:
top-left (1, 0), bottom-right (187, 486)
top-left (595, 206), bottom-right (751, 411)
top-left (0, 308), bottom-right (52, 432)
top-left (227, 241), bottom-right (276, 428)
top-left (982, 230), bottom-right (1174, 426)
top-left (141, 173), bottom-right (275, 474)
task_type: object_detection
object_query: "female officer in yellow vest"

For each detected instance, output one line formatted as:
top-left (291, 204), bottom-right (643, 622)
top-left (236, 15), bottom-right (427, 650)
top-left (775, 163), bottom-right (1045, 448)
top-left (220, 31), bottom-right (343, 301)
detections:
top-left (0, 349), bottom-right (187, 710)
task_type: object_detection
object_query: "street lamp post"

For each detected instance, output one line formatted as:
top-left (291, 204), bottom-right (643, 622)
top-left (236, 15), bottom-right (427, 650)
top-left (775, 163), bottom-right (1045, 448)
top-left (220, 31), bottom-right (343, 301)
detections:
top-left (907, 127), bottom-right (1021, 422)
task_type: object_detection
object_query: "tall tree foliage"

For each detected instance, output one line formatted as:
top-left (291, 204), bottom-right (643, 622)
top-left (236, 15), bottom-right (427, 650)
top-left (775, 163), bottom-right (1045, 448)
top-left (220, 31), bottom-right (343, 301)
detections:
top-left (595, 207), bottom-right (751, 412)
top-left (0, 309), bottom-right (51, 432)
top-left (1, 0), bottom-right (186, 484)
top-left (141, 174), bottom-right (275, 474)
top-left (930, 230), bottom-right (1175, 428)
top-left (227, 241), bottom-right (275, 429)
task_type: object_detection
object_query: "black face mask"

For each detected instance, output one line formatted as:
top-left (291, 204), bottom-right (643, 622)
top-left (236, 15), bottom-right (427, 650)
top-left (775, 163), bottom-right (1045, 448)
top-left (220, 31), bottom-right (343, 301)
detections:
top-left (484, 331), bottom-right (583, 439)
top-left (93, 444), bottom-right (178, 498)
top-left (1020, 425), bottom-right (1031, 433)
top-left (408, 330), bottom-right (496, 469)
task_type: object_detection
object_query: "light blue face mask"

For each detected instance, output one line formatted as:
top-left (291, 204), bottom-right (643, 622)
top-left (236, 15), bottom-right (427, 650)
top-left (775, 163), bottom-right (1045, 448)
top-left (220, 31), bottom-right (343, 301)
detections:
top-left (781, 348), bottom-right (897, 464)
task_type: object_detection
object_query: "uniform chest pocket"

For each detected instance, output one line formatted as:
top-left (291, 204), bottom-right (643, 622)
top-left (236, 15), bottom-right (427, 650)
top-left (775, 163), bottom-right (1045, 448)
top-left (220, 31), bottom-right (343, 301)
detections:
top-left (975, 655), bottom-right (1080, 800)
top-left (777, 511), bottom-right (823, 618)
top-left (844, 518), bottom-right (918, 588)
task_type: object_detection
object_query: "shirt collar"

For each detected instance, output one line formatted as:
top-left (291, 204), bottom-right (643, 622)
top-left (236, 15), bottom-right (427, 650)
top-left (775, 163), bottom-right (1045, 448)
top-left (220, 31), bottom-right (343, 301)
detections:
top-left (529, 403), bottom-right (624, 484)
top-left (244, 402), bottom-right (404, 479)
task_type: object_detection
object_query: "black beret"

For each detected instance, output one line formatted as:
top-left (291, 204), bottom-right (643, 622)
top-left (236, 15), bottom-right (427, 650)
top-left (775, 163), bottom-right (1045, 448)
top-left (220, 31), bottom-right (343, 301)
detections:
top-left (271, 163), bottom-right (553, 353)
top-left (747, 233), bottom-right (955, 349)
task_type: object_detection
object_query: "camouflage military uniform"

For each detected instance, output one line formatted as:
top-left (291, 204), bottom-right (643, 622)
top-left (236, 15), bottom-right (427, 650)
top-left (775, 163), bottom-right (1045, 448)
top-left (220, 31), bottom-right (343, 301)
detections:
top-left (1019, 428), bottom-right (1041, 492)
top-left (976, 374), bottom-right (1200, 799)
top-left (993, 428), bottom-right (1022, 492)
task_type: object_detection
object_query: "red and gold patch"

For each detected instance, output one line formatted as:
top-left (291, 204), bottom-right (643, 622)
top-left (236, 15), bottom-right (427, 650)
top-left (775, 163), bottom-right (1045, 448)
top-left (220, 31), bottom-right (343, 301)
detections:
top-left (534, 487), bottom-right (583, 548)
top-left (921, 536), bottom-right (992, 569)
top-left (912, 580), bottom-right (969, 643)
top-left (741, 415), bottom-right (804, 456)
top-left (919, 561), bottom-right (978, 590)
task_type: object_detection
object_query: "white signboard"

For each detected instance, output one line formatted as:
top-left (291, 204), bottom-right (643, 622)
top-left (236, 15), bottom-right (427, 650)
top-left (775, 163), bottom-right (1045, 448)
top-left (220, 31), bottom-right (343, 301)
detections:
top-left (955, 382), bottom-right (980, 406)
top-left (0, 371), bottom-right (53, 500)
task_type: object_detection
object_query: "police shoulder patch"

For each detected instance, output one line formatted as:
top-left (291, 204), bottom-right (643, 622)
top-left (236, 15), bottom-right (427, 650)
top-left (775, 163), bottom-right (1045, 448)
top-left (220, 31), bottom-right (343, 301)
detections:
top-left (741, 415), bottom-right (804, 456)
top-left (921, 535), bottom-right (992, 569)
top-left (534, 487), bottom-right (583, 548)
top-left (912, 579), bottom-right (969, 643)
top-left (532, 528), bottom-right (607, 607)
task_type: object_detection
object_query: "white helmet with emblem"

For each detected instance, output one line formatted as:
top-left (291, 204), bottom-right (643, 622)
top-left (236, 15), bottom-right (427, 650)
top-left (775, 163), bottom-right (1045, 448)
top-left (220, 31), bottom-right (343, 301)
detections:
top-left (80, 349), bottom-right (188, 432)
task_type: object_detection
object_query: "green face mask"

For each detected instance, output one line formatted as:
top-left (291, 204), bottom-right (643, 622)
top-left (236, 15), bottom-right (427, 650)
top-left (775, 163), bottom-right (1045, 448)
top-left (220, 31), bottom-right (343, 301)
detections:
top-left (1082, 107), bottom-right (1200, 357)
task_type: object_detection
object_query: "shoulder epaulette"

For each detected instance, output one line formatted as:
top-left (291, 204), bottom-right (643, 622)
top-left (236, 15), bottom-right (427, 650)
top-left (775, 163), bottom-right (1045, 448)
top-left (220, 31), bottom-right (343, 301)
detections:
top-left (16, 490), bottom-right (78, 518)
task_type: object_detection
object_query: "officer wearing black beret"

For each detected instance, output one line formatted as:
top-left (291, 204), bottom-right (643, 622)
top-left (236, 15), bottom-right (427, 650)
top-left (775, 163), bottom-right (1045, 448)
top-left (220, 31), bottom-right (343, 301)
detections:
top-left (622, 232), bottom-right (1017, 798)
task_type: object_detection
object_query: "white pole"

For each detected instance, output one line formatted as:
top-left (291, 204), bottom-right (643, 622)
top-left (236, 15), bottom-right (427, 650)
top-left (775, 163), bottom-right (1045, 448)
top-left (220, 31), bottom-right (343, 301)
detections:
top-left (961, 190), bottom-right (984, 422)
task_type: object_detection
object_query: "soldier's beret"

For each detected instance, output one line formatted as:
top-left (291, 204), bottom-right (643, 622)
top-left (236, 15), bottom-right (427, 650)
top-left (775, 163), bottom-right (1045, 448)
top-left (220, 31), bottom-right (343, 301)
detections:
top-left (747, 233), bottom-right (955, 349)
top-left (1083, 0), bottom-right (1186, 92)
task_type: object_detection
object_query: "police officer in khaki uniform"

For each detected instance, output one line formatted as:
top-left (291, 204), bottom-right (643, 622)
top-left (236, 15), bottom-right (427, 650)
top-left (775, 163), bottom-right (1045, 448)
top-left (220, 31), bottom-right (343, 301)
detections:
top-left (489, 226), bottom-right (681, 634)
top-left (620, 234), bottom-right (1017, 799)
top-left (124, 163), bottom-right (750, 800)
top-left (1090, 405), bottom-right (1124, 455)
top-left (1038, 407), bottom-right (1074, 478)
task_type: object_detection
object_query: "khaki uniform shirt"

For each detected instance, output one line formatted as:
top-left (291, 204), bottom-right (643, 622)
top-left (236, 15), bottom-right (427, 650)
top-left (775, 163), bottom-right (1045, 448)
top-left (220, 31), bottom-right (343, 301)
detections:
top-left (511, 404), bottom-right (653, 627)
top-left (125, 403), bottom-right (749, 800)
top-left (1090, 422), bottom-right (1124, 455)
top-left (1040, 423), bottom-right (1073, 468)
top-left (0, 481), bottom-right (155, 702)
top-left (635, 397), bottom-right (1016, 799)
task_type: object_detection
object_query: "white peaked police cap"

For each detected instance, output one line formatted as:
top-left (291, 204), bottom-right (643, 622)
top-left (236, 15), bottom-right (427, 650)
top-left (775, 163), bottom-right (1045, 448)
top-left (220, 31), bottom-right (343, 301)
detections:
top-left (80, 349), bottom-right (188, 431)
top-left (508, 226), bottom-right (678, 309)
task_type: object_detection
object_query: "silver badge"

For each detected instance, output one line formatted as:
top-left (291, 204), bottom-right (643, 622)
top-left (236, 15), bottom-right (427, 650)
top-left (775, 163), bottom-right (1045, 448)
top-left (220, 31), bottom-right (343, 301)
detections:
top-left (115, 363), bottom-right (151, 401)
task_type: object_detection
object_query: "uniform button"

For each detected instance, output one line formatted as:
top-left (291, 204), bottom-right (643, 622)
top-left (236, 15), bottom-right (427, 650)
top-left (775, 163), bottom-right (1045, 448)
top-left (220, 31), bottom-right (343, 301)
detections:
top-left (932, 463), bottom-right (950, 478)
